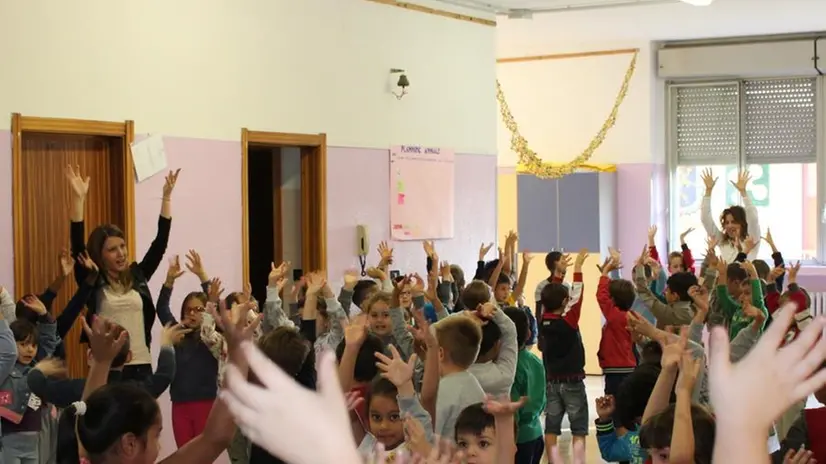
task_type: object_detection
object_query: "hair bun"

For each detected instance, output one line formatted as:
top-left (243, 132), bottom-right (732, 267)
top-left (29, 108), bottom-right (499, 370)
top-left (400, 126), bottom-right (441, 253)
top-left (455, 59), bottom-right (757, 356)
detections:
top-left (72, 401), bottom-right (87, 416)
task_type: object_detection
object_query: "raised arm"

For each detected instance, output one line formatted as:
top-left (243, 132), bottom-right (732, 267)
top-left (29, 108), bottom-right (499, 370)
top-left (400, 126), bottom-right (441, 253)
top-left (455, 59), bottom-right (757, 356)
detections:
top-left (66, 165), bottom-right (92, 286)
top-left (137, 170), bottom-right (179, 280)
top-left (700, 168), bottom-right (723, 240)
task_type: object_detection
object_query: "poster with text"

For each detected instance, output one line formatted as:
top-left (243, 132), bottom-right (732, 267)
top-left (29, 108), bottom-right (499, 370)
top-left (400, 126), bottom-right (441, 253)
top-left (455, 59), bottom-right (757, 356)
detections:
top-left (390, 145), bottom-right (455, 240)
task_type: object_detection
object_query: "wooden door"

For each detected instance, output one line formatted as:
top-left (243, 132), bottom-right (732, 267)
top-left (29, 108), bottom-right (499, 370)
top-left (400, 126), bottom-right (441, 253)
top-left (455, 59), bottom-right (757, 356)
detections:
top-left (18, 133), bottom-right (126, 377)
top-left (300, 145), bottom-right (327, 271)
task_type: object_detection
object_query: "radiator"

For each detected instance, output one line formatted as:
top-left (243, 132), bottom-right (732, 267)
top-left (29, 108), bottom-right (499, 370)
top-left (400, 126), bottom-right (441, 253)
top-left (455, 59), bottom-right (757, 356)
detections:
top-left (811, 292), bottom-right (826, 317)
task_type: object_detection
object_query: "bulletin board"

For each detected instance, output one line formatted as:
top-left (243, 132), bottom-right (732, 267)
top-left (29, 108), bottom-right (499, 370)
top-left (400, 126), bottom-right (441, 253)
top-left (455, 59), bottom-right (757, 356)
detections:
top-left (390, 145), bottom-right (455, 240)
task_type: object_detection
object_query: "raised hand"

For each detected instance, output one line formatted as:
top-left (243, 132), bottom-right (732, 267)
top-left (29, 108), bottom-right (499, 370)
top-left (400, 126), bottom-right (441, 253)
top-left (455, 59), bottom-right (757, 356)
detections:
top-left (661, 327), bottom-right (690, 371)
top-left (185, 249), bottom-right (208, 281)
top-left (378, 241), bottom-right (394, 268)
top-left (375, 345), bottom-right (417, 388)
top-left (59, 249), bottom-right (74, 277)
top-left (701, 168), bottom-right (718, 193)
top-left (163, 168), bottom-right (181, 199)
top-left (81, 316), bottom-right (128, 364)
top-left (207, 277), bottom-right (225, 303)
top-left (269, 261), bottom-right (290, 289)
top-left (478, 242), bottom-right (493, 261)
top-left (573, 248), bottom-right (588, 272)
top-left (709, 303), bottom-right (826, 437)
top-left (675, 352), bottom-right (702, 394)
top-left (33, 358), bottom-right (68, 379)
top-left (732, 170), bottom-right (752, 194)
top-left (768, 265), bottom-right (786, 282)
top-left (648, 225), bottom-right (658, 244)
top-left (22, 295), bottom-right (47, 316)
top-left (483, 394), bottom-right (526, 417)
top-left (408, 308), bottom-right (437, 348)
top-left (679, 227), bottom-right (695, 244)
top-left (220, 347), bottom-right (362, 464)
top-left (763, 228), bottom-right (778, 252)
top-left (65, 164), bottom-right (90, 199)
top-left (76, 252), bottom-right (98, 274)
top-left (342, 268), bottom-right (359, 290)
top-left (688, 285), bottom-right (709, 315)
top-left (165, 256), bottom-right (186, 286)
top-left (405, 415), bottom-right (432, 458)
top-left (742, 236), bottom-right (758, 255)
top-left (423, 240), bottom-right (435, 258)
top-left (789, 261), bottom-right (801, 283)
top-left (366, 267), bottom-right (387, 281)
top-left (343, 313), bottom-right (368, 348)
top-left (306, 272), bottom-right (326, 296)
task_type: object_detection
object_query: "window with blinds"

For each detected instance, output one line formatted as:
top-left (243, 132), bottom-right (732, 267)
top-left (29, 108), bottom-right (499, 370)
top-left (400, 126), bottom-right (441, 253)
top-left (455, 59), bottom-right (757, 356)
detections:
top-left (672, 84), bottom-right (740, 165)
top-left (743, 78), bottom-right (817, 164)
top-left (670, 78), bottom-right (818, 165)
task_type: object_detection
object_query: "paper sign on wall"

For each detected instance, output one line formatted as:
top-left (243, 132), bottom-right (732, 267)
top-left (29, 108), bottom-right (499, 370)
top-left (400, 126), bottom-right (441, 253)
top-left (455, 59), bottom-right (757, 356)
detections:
top-left (130, 134), bottom-right (168, 182)
top-left (389, 145), bottom-right (455, 240)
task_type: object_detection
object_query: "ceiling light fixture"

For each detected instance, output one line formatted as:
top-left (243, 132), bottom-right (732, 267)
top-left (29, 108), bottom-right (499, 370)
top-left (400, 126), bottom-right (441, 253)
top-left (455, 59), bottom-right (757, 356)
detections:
top-left (680, 0), bottom-right (714, 5)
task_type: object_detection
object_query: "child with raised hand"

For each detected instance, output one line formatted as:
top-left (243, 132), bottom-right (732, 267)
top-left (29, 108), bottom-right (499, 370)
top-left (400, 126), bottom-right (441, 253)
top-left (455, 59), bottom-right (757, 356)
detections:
top-left (451, 395), bottom-right (524, 464)
top-left (639, 352), bottom-right (715, 464)
top-left (355, 345), bottom-right (431, 460)
top-left (708, 303), bottom-right (826, 463)
top-left (336, 313), bottom-right (386, 444)
top-left (538, 249), bottom-right (587, 464)
top-left (647, 224), bottom-right (697, 275)
top-left (633, 245), bottom-right (699, 328)
top-left (597, 256), bottom-right (637, 396)
top-left (715, 259), bottom-right (768, 340)
top-left (432, 312), bottom-right (485, 438)
top-left (302, 270), bottom-right (348, 362)
top-left (73, 303), bottom-right (251, 464)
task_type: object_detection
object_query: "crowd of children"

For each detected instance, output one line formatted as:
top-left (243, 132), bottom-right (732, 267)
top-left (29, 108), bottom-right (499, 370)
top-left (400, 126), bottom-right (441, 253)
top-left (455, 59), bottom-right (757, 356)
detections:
top-left (0, 165), bottom-right (824, 464)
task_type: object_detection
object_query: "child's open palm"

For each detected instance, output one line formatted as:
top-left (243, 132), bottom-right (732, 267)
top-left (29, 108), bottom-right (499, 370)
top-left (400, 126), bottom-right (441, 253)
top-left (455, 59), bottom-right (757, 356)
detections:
top-left (221, 346), bottom-right (362, 464)
top-left (483, 394), bottom-right (526, 417)
top-left (343, 314), bottom-right (368, 347)
top-left (709, 303), bottom-right (826, 435)
top-left (375, 345), bottom-right (417, 387)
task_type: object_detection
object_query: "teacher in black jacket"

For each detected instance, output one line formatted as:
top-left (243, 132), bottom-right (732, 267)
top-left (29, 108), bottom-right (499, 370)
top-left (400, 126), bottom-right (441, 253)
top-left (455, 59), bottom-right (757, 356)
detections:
top-left (67, 164), bottom-right (180, 383)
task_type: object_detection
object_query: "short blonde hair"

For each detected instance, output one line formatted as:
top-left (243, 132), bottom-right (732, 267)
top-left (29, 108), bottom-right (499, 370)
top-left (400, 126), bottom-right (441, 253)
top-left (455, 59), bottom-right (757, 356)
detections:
top-left (460, 281), bottom-right (491, 311)
top-left (433, 315), bottom-right (482, 369)
top-left (364, 291), bottom-right (392, 314)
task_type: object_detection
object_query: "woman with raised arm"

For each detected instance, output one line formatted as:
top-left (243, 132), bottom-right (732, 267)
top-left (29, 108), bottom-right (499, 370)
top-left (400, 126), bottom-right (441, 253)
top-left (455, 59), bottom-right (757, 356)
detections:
top-left (700, 169), bottom-right (761, 262)
top-left (67, 164), bottom-right (180, 383)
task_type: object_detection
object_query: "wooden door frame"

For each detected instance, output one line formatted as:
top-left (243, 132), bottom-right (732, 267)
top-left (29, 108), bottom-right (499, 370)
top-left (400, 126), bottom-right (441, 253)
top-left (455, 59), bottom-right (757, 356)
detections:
top-left (11, 114), bottom-right (136, 293)
top-left (241, 130), bottom-right (327, 284)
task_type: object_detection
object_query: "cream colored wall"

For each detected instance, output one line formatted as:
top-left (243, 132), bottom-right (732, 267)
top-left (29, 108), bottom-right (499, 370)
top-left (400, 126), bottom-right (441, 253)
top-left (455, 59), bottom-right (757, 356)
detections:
top-left (498, 170), bottom-right (604, 375)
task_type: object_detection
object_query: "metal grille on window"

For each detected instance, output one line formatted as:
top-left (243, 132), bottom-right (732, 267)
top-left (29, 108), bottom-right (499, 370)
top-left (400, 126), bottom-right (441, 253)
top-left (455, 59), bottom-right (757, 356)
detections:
top-left (743, 78), bottom-right (817, 164)
top-left (672, 84), bottom-right (740, 165)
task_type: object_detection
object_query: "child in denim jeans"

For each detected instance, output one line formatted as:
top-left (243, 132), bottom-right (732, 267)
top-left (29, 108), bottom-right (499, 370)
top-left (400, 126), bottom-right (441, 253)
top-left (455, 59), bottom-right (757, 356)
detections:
top-left (538, 249), bottom-right (588, 464)
top-left (0, 296), bottom-right (58, 464)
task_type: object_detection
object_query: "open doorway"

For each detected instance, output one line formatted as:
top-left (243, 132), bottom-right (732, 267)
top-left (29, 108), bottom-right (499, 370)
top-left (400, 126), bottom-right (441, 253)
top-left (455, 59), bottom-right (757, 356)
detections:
top-left (241, 130), bottom-right (327, 304)
top-left (11, 114), bottom-right (135, 378)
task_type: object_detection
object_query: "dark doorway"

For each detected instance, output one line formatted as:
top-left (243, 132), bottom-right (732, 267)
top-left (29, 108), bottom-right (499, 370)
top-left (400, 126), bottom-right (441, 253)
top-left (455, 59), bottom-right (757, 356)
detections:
top-left (245, 146), bottom-right (277, 305)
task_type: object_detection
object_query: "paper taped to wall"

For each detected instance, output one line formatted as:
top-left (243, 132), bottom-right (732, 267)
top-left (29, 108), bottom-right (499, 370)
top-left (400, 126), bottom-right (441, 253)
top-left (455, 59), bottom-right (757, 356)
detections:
top-left (130, 134), bottom-right (168, 182)
top-left (389, 145), bottom-right (455, 240)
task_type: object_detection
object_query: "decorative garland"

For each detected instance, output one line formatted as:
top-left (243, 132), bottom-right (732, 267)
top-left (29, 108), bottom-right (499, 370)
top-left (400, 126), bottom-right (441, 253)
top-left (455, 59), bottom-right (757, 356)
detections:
top-left (496, 51), bottom-right (638, 179)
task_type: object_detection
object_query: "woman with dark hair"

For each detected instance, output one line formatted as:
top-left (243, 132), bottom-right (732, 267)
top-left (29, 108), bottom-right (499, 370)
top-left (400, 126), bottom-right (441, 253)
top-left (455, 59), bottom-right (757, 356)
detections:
top-left (67, 164), bottom-right (180, 383)
top-left (700, 169), bottom-right (761, 262)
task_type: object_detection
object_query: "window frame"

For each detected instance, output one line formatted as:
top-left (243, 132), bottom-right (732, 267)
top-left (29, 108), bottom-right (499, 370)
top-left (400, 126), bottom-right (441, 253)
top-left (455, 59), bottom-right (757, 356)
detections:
top-left (666, 76), bottom-right (825, 265)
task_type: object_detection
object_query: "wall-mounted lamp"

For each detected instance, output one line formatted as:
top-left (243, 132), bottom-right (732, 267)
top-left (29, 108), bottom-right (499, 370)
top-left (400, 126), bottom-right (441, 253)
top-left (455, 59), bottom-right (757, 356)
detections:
top-left (390, 68), bottom-right (409, 100)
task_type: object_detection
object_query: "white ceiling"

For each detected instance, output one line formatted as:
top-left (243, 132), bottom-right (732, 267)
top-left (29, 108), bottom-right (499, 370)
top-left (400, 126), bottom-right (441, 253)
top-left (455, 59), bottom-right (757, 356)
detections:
top-left (432, 0), bottom-right (680, 14)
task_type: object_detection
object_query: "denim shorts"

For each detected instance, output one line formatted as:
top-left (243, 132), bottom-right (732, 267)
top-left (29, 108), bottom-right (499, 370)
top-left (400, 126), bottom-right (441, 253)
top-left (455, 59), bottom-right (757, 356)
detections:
top-left (544, 380), bottom-right (589, 436)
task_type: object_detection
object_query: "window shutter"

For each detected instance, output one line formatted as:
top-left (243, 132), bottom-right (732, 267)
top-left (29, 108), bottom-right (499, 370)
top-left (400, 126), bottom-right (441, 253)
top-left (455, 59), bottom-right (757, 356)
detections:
top-left (743, 78), bottom-right (817, 164)
top-left (672, 83), bottom-right (740, 165)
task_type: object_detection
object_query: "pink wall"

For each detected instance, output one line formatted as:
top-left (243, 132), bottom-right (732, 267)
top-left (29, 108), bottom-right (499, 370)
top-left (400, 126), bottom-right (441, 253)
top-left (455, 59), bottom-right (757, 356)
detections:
top-left (326, 147), bottom-right (498, 284)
